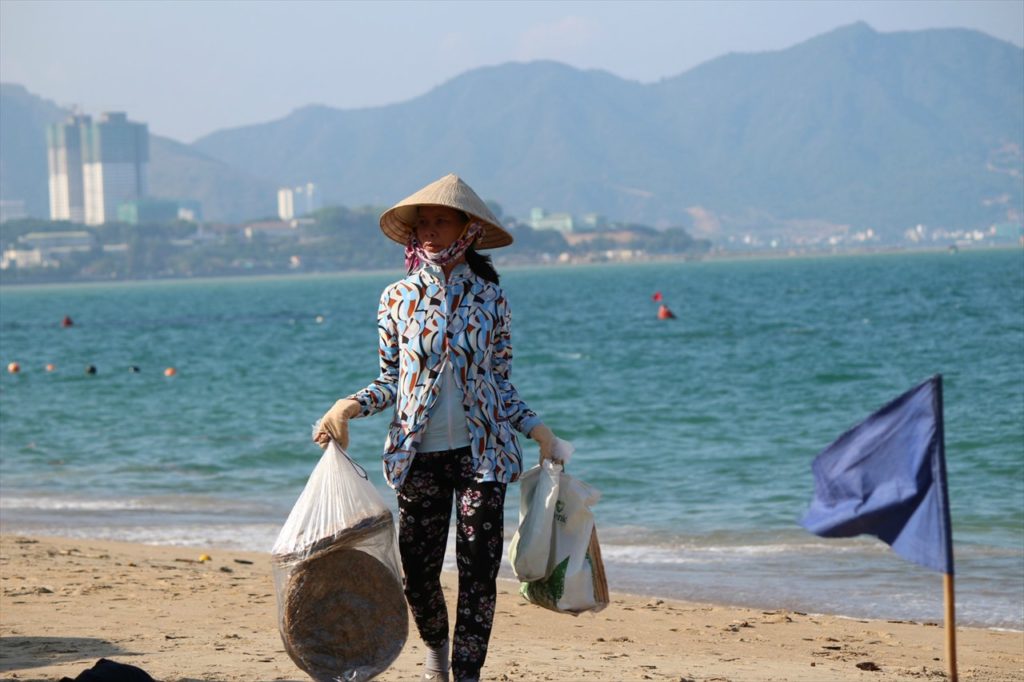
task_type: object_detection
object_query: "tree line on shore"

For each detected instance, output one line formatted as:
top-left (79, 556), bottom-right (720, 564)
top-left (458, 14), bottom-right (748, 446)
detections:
top-left (0, 204), bottom-right (709, 284)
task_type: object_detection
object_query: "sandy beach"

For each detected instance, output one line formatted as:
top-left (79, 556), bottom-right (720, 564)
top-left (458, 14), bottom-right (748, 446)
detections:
top-left (1, 534), bottom-right (1020, 682)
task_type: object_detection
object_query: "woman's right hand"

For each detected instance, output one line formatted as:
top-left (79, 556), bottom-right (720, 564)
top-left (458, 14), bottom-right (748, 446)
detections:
top-left (314, 398), bottom-right (361, 449)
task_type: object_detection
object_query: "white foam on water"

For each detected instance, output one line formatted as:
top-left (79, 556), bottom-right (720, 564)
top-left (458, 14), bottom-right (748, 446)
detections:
top-left (597, 536), bottom-right (886, 565)
top-left (3, 522), bottom-right (280, 553)
top-left (0, 496), bottom-right (160, 511)
top-left (0, 492), bottom-right (283, 516)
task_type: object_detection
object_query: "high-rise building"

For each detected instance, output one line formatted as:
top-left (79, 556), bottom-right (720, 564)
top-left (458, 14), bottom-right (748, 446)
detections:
top-left (81, 112), bottom-right (149, 225)
top-left (46, 114), bottom-right (91, 222)
top-left (277, 182), bottom-right (320, 220)
top-left (277, 187), bottom-right (296, 221)
top-left (47, 112), bottom-right (149, 225)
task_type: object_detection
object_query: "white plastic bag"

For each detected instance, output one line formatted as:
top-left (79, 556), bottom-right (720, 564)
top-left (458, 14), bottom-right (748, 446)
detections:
top-left (508, 460), bottom-right (561, 581)
top-left (507, 437), bottom-right (576, 581)
top-left (509, 460), bottom-right (609, 615)
top-left (272, 441), bottom-right (407, 681)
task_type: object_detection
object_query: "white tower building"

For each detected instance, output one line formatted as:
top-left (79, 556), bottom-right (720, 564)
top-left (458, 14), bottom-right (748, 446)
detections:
top-left (277, 182), bottom-right (320, 221)
top-left (46, 114), bottom-right (91, 222)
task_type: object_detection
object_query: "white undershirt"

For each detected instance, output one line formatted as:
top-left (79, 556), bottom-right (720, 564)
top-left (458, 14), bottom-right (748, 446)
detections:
top-left (418, 362), bottom-right (471, 453)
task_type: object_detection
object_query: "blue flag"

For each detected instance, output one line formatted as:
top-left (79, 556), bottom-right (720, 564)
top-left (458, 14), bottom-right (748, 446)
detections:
top-left (800, 375), bottom-right (954, 574)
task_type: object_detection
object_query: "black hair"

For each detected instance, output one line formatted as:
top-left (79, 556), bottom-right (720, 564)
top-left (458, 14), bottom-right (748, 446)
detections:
top-left (466, 246), bottom-right (500, 284)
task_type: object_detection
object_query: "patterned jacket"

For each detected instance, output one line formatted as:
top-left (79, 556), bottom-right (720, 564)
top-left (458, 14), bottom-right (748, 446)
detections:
top-left (347, 262), bottom-right (541, 489)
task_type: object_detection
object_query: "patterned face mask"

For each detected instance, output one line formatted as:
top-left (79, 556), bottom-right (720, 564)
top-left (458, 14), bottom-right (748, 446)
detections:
top-left (405, 220), bottom-right (485, 273)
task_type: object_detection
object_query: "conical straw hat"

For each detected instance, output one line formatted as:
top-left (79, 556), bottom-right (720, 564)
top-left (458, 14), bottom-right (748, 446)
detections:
top-left (379, 174), bottom-right (513, 249)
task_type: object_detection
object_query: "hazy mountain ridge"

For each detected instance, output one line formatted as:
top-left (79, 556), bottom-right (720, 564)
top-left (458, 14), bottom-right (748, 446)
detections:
top-left (647, 23), bottom-right (1023, 222)
top-left (2, 23), bottom-right (1021, 236)
top-left (146, 136), bottom-right (277, 222)
top-left (191, 22), bottom-right (1023, 237)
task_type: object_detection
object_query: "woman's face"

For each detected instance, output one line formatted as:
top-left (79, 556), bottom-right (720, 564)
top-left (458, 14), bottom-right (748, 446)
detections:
top-left (415, 206), bottom-right (467, 252)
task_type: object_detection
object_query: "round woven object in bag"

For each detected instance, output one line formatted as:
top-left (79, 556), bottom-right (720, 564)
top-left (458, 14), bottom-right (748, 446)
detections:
top-left (283, 547), bottom-right (408, 680)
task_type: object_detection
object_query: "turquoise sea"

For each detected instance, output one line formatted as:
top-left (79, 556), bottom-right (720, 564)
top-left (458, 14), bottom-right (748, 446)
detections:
top-left (1, 250), bottom-right (1022, 629)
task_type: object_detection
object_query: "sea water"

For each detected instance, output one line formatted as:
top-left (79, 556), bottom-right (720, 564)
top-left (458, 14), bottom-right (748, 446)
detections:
top-left (2, 250), bottom-right (1022, 629)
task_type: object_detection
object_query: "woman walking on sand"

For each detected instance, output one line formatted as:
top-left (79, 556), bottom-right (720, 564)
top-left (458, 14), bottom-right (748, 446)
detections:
top-left (314, 174), bottom-right (564, 682)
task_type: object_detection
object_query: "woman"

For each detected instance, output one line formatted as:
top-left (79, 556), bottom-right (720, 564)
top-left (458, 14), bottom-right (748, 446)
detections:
top-left (315, 174), bottom-right (562, 682)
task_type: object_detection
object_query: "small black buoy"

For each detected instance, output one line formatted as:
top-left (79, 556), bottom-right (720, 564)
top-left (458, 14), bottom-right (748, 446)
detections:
top-left (128, 366), bottom-right (141, 373)
top-left (85, 364), bottom-right (97, 375)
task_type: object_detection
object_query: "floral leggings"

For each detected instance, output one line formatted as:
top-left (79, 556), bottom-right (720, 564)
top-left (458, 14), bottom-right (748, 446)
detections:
top-left (396, 447), bottom-right (507, 681)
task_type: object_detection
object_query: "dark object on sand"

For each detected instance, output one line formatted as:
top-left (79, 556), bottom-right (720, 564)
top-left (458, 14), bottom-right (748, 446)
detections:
top-left (59, 658), bottom-right (155, 682)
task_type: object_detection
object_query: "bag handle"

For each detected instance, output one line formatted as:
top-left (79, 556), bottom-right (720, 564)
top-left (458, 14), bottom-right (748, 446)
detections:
top-left (312, 419), bottom-right (370, 480)
top-left (332, 441), bottom-right (369, 480)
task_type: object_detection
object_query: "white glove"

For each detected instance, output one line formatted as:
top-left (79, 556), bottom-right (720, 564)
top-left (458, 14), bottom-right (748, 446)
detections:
top-left (529, 423), bottom-right (573, 466)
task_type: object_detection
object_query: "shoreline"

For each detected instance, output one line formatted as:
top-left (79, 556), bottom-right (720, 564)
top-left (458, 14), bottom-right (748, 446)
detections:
top-left (3, 495), bottom-right (1021, 632)
top-left (2, 534), bottom-right (1021, 682)
top-left (1, 244), bottom-right (1018, 289)
top-left (2, 510), bottom-right (1021, 632)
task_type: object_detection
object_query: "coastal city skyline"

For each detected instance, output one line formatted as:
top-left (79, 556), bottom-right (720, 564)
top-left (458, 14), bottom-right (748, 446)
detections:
top-left (1, 3), bottom-right (1020, 279)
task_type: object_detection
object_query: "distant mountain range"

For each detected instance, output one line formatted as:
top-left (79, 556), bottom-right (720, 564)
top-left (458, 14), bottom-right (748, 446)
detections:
top-left (2, 22), bottom-right (1021, 239)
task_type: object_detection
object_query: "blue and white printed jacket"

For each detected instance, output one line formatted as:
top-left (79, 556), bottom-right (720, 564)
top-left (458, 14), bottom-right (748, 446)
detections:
top-left (347, 262), bottom-right (541, 489)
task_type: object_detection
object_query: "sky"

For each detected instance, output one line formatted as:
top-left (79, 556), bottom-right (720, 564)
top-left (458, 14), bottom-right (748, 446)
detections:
top-left (2, 0), bottom-right (1022, 143)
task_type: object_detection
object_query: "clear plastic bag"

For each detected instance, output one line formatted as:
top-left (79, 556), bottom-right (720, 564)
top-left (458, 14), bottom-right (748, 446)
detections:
top-left (272, 440), bottom-right (407, 681)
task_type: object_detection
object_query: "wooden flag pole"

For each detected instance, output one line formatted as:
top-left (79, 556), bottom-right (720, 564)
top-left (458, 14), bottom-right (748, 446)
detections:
top-left (944, 572), bottom-right (958, 682)
top-left (936, 376), bottom-right (957, 682)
